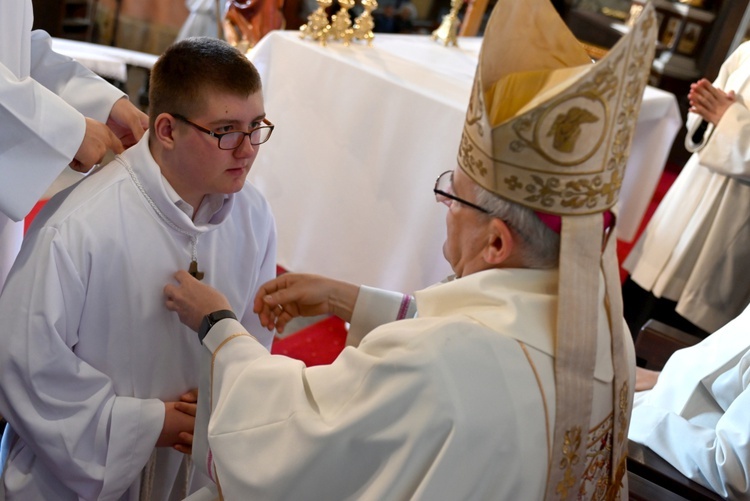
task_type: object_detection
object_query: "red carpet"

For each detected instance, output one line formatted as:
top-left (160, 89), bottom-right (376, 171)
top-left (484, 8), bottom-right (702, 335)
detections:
top-left (271, 316), bottom-right (348, 366)
top-left (616, 166), bottom-right (679, 283)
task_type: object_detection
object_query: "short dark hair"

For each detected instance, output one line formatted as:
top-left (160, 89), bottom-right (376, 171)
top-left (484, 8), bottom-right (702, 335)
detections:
top-left (148, 37), bottom-right (262, 129)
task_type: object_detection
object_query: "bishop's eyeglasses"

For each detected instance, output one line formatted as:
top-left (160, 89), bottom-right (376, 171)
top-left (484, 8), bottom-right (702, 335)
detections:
top-left (171, 113), bottom-right (274, 149)
top-left (433, 170), bottom-right (491, 214)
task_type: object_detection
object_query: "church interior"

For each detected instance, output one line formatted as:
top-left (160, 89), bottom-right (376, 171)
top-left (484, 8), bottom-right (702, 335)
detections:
top-left (6, 0), bottom-right (750, 498)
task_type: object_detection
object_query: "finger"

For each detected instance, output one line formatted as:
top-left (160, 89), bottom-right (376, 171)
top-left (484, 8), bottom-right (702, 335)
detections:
top-left (178, 431), bottom-right (194, 445)
top-left (174, 444), bottom-right (192, 455)
top-left (274, 310), bottom-right (296, 334)
top-left (69, 159), bottom-right (87, 173)
top-left (174, 269), bottom-right (193, 285)
top-left (180, 389), bottom-right (199, 403)
top-left (107, 131), bottom-right (125, 155)
top-left (174, 401), bottom-right (197, 417)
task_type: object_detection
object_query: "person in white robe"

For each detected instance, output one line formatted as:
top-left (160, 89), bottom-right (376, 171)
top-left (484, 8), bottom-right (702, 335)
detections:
top-left (163, 2), bottom-right (659, 499)
top-left (623, 40), bottom-right (750, 337)
top-left (0, 0), bottom-right (148, 291)
top-left (176, 0), bottom-right (226, 41)
top-left (0, 37), bottom-right (277, 501)
top-left (629, 303), bottom-right (750, 498)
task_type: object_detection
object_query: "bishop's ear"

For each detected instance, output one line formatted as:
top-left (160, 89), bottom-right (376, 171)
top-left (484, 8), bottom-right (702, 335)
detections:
top-left (484, 217), bottom-right (516, 266)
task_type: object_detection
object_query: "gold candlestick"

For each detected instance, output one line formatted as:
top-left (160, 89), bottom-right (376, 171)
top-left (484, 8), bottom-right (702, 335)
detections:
top-left (432, 0), bottom-right (463, 47)
top-left (353, 0), bottom-right (377, 45)
top-left (330, 0), bottom-right (356, 45)
top-left (300, 0), bottom-right (333, 45)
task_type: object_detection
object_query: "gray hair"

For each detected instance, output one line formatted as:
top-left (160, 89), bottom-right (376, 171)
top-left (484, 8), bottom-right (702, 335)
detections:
top-left (474, 185), bottom-right (560, 269)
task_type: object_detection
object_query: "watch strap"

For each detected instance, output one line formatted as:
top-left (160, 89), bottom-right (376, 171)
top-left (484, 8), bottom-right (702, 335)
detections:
top-left (198, 309), bottom-right (237, 343)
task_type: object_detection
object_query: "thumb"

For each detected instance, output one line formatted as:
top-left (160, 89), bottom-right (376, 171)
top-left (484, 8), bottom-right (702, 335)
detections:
top-left (107, 129), bottom-right (125, 154)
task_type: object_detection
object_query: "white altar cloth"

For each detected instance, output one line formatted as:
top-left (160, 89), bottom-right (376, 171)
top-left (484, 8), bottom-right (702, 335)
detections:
top-left (248, 31), bottom-right (682, 293)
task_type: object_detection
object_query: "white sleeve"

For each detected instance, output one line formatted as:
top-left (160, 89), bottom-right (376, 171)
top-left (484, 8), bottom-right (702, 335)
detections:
top-left (346, 285), bottom-right (416, 346)
top-left (629, 360), bottom-right (750, 498)
top-left (29, 30), bottom-right (125, 121)
top-left (693, 45), bottom-right (750, 181)
top-left (195, 318), bottom-right (435, 500)
top-left (697, 101), bottom-right (750, 181)
top-left (0, 31), bottom-right (125, 221)
top-left (0, 226), bottom-right (164, 500)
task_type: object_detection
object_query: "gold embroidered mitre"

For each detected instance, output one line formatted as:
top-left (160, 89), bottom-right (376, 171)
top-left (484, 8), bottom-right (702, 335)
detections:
top-left (456, 1), bottom-right (657, 500)
top-left (458, 0), bottom-right (656, 216)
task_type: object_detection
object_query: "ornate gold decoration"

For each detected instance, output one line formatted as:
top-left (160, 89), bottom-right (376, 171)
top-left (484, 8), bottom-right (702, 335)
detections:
top-left (330, 0), bottom-right (355, 45)
top-left (617, 382), bottom-right (629, 444)
top-left (549, 107), bottom-right (600, 153)
top-left (556, 426), bottom-right (582, 499)
top-left (459, 133), bottom-right (488, 177)
top-left (431, 0), bottom-right (463, 47)
top-left (503, 168), bottom-right (622, 212)
top-left (299, 0), bottom-right (332, 45)
top-left (352, 0), bottom-right (377, 46)
top-left (578, 413), bottom-right (614, 500)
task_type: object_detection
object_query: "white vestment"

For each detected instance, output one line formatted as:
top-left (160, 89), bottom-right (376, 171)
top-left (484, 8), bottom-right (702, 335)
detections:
top-left (624, 41), bottom-right (750, 333)
top-left (0, 133), bottom-right (277, 500)
top-left (187, 268), bottom-right (634, 500)
top-left (0, 0), bottom-right (125, 290)
top-left (629, 304), bottom-right (750, 498)
top-left (176, 0), bottom-right (224, 41)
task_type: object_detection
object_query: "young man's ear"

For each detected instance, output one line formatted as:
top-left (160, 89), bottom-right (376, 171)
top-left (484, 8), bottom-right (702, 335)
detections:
top-left (152, 113), bottom-right (177, 150)
top-left (483, 218), bottom-right (516, 266)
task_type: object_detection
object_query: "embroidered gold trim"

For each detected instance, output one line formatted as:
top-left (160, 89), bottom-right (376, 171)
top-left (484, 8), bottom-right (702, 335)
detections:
top-left (210, 332), bottom-right (257, 410)
top-left (208, 332), bottom-right (258, 500)
top-left (617, 381), bottom-right (629, 444)
top-left (578, 412), bottom-right (614, 500)
top-left (518, 341), bottom-right (552, 465)
top-left (555, 426), bottom-right (582, 499)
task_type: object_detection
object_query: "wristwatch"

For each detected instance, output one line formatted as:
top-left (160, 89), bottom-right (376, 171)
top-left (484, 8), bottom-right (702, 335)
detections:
top-left (198, 309), bottom-right (237, 343)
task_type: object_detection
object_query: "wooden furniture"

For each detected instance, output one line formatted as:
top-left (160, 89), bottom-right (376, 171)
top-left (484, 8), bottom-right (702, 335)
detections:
top-left (628, 441), bottom-right (726, 501)
top-left (32, 0), bottom-right (99, 42)
top-left (634, 319), bottom-right (702, 369)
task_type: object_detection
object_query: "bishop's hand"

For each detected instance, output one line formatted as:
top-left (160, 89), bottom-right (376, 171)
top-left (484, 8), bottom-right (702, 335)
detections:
top-left (253, 273), bottom-right (360, 334)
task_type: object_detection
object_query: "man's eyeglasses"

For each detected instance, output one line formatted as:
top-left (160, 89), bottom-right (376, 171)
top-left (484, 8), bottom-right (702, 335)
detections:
top-left (433, 170), bottom-right (490, 214)
top-left (171, 113), bottom-right (274, 149)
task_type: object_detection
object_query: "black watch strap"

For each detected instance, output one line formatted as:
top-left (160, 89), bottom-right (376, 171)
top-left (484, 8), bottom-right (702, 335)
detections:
top-left (198, 309), bottom-right (237, 343)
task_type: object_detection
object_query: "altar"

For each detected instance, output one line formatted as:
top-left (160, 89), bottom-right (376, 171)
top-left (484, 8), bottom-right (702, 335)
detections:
top-left (248, 31), bottom-right (682, 293)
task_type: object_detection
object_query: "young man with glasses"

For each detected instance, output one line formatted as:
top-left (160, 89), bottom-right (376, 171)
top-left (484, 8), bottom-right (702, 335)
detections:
top-left (0, 37), bottom-right (276, 500)
top-left (163, 0), bottom-right (656, 498)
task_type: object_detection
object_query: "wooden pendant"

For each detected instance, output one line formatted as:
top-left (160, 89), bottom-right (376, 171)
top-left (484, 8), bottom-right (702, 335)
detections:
top-left (188, 260), bottom-right (204, 281)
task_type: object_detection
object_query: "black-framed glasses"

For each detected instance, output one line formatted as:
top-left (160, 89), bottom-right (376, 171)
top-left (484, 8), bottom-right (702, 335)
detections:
top-left (433, 170), bottom-right (491, 214)
top-left (171, 113), bottom-right (274, 149)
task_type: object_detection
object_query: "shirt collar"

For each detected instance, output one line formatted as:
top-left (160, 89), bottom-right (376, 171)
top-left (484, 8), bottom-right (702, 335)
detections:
top-left (161, 178), bottom-right (230, 224)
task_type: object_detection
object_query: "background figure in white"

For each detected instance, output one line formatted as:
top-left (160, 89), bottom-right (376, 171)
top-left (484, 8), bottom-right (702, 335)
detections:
top-left (623, 40), bottom-right (750, 339)
top-left (629, 303), bottom-right (750, 498)
top-left (176, 0), bottom-right (227, 40)
top-left (0, 0), bottom-right (147, 292)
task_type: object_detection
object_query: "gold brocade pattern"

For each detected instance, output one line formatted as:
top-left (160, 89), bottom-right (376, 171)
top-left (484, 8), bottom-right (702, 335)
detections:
top-left (617, 382), bottom-right (629, 445)
top-left (576, 413), bottom-right (615, 501)
top-left (556, 427), bottom-right (582, 498)
top-left (546, 411), bottom-right (625, 500)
